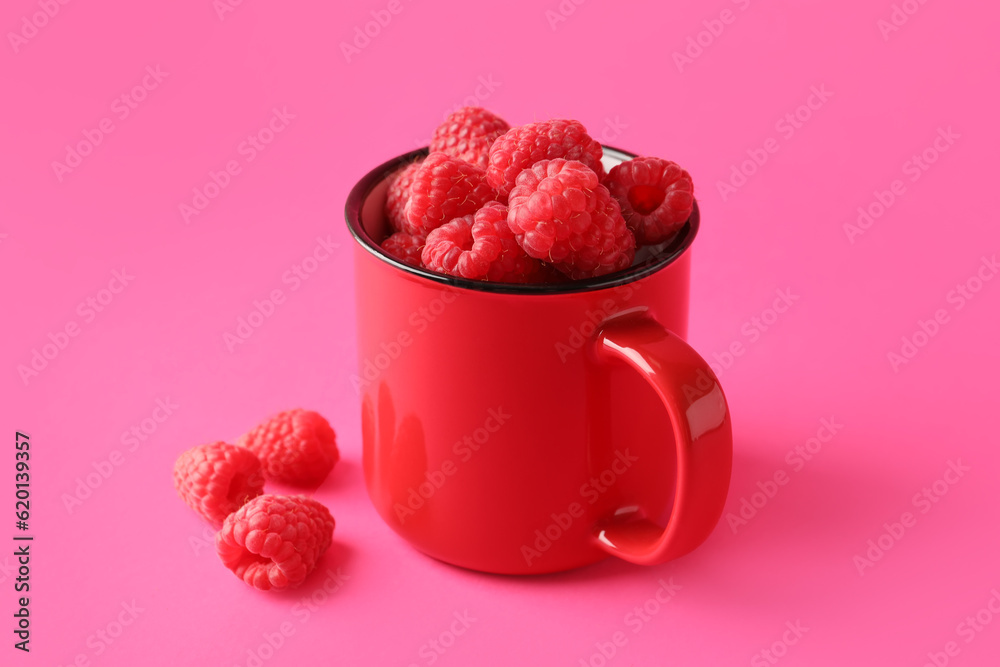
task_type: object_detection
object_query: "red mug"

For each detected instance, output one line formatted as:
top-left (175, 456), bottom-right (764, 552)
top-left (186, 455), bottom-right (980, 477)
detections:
top-left (345, 146), bottom-right (732, 575)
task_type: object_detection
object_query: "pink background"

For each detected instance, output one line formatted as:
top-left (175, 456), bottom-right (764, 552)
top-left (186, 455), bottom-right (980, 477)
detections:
top-left (2, 0), bottom-right (999, 665)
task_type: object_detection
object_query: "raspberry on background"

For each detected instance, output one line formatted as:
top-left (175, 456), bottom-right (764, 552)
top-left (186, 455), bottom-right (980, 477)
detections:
top-left (173, 442), bottom-right (265, 526)
top-left (486, 119), bottom-right (605, 199)
top-left (507, 159), bottom-right (635, 280)
top-left (384, 160), bottom-right (423, 233)
top-left (430, 107), bottom-right (510, 170)
top-left (421, 201), bottom-right (544, 283)
top-left (404, 152), bottom-right (497, 235)
top-left (237, 409), bottom-right (339, 485)
top-left (216, 494), bottom-right (335, 591)
top-left (382, 231), bottom-right (426, 268)
top-left (604, 157), bottom-right (694, 245)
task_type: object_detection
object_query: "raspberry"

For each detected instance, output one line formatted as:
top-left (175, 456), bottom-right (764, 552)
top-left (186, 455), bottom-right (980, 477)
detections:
top-left (507, 159), bottom-right (635, 279)
top-left (384, 160), bottom-right (422, 233)
top-left (216, 494), bottom-right (334, 591)
top-left (430, 106), bottom-right (510, 170)
top-left (605, 157), bottom-right (694, 245)
top-left (420, 214), bottom-right (482, 277)
top-left (421, 201), bottom-right (544, 283)
top-left (486, 119), bottom-right (605, 199)
top-left (474, 201), bottom-right (547, 283)
top-left (173, 442), bottom-right (264, 526)
top-left (404, 152), bottom-right (497, 235)
top-left (382, 231), bottom-right (426, 268)
top-left (237, 409), bottom-right (339, 485)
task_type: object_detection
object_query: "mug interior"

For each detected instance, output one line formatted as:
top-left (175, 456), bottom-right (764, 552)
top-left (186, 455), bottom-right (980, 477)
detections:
top-left (346, 145), bottom-right (699, 295)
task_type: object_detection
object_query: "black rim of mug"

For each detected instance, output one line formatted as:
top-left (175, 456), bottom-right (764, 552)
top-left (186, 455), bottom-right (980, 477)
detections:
top-left (344, 145), bottom-right (700, 295)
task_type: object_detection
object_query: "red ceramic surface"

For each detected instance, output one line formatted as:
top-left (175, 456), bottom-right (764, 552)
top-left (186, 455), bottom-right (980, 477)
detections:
top-left (346, 148), bottom-right (733, 574)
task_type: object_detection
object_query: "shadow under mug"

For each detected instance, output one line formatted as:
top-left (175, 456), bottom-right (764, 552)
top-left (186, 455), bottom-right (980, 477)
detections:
top-left (345, 146), bottom-right (732, 575)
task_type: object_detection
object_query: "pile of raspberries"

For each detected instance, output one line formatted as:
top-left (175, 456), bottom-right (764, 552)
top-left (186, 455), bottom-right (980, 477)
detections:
top-left (381, 107), bottom-right (695, 283)
top-left (173, 408), bottom-right (339, 591)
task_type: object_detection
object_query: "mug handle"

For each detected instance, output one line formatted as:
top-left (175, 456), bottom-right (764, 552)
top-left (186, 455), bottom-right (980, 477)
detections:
top-left (591, 313), bottom-right (733, 565)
